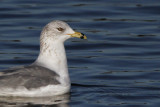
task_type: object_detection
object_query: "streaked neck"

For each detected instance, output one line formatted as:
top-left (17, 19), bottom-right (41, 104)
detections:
top-left (35, 39), bottom-right (68, 74)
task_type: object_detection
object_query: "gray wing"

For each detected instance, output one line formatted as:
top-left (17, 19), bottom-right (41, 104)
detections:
top-left (0, 65), bottom-right (60, 89)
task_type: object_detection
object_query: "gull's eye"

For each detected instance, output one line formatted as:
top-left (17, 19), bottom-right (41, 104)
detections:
top-left (57, 27), bottom-right (64, 31)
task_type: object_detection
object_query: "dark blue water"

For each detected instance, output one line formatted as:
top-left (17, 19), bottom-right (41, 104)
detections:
top-left (0, 0), bottom-right (160, 106)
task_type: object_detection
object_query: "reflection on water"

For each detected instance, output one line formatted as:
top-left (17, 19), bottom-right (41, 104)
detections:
top-left (0, 94), bottom-right (70, 106)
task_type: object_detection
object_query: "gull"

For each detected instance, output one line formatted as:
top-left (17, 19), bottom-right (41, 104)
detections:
top-left (0, 20), bottom-right (87, 97)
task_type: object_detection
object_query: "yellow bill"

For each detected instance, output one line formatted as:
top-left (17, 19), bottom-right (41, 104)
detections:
top-left (68, 32), bottom-right (87, 39)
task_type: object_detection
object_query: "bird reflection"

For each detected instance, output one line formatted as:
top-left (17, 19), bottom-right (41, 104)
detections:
top-left (0, 93), bottom-right (70, 106)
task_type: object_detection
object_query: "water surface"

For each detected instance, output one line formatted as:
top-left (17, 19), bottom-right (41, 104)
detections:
top-left (0, 0), bottom-right (160, 107)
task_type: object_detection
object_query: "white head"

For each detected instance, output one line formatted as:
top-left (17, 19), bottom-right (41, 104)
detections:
top-left (39, 20), bottom-right (87, 55)
top-left (40, 20), bottom-right (87, 43)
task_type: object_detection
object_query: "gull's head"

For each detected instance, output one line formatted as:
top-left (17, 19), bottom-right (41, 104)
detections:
top-left (40, 20), bottom-right (87, 43)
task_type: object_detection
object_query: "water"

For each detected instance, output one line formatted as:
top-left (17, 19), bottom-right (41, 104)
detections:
top-left (0, 0), bottom-right (160, 106)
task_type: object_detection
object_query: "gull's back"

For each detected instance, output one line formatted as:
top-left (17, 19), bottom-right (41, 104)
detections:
top-left (0, 64), bottom-right (60, 89)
